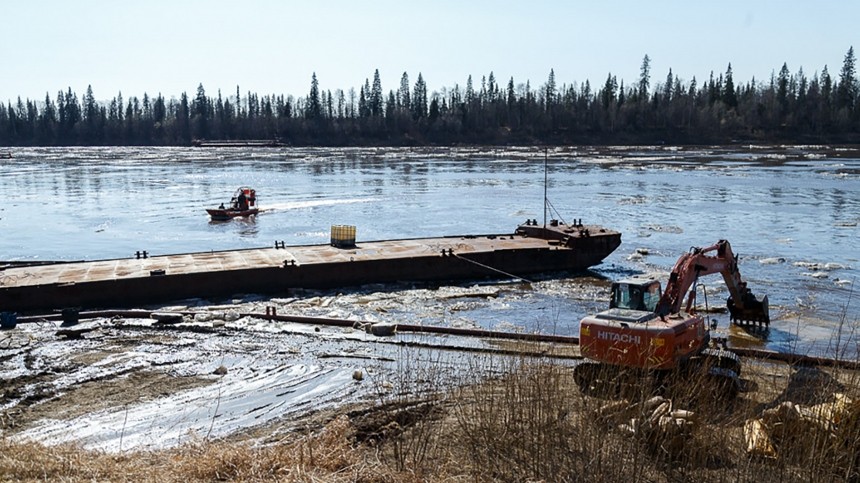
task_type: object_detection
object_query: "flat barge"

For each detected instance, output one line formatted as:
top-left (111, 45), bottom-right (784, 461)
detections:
top-left (0, 222), bottom-right (621, 313)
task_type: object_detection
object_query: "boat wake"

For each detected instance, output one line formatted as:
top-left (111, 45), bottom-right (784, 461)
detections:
top-left (263, 198), bottom-right (379, 212)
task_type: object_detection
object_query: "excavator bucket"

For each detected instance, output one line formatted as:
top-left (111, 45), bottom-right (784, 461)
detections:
top-left (728, 292), bottom-right (770, 326)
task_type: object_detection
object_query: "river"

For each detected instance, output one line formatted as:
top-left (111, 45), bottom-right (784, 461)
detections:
top-left (1, 145), bottom-right (858, 358)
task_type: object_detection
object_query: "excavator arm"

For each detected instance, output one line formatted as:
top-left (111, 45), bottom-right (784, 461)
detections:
top-left (655, 240), bottom-right (769, 324)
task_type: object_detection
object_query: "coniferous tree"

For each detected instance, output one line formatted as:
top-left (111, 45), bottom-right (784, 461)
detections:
top-left (347, 88), bottom-right (356, 118)
top-left (777, 63), bottom-right (791, 111)
top-left (335, 89), bottom-right (345, 118)
top-left (487, 72), bottom-right (497, 102)
top-left (545, 69), bottom-right (556, 112)
top-left (358, 82), bottom-right (369, 118)
top-left (412, 73), bottom-right (427, 119)
top-left (723, 64), bottom-right (737, 108)
top-left (398, 72), bottom-right (411, 112)
top-left (385, 91), bottom-right (396, 127)
top-left (428, 96), bottom-right (439, 123)
top-left (63, 88), bottom-right (80, 143)
top-left (837, 46), bottom-right (856, 111)
top-left (39, 93), bottom-right (57, 144)
top-left (177, 92), bottom-right (191, 143)
top-left (192, 84), bottom-right (209, 140)
top-left (153, 94), bottom-right (166, 141)
top-left (638, 55), bottom-right (651, 101)
top-left (235, 86), bottom-right (242, 119)
top-left (307, 73), bottom-right (322, 120)
top-left (601, 73), bottom-right (617, 109)
top-left (370, 70), bottom-right (383, 117)
top-left (4, 47), bottom-right (860, 146)
top-left (707, 72), bottom-right (719, 105)
top-left (83, 85), bottom-right (98, 143)
top-left (663, 69), bottom-right (674, 102)
top-left (465, 75), bottom-right (475, 107)
top-left (821, 66), bottom-right (833, 107)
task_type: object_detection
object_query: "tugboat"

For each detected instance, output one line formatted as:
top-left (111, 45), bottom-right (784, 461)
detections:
top-left (206, 187), bottom-right (259, 221)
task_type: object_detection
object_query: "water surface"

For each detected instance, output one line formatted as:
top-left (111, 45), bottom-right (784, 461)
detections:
top-left (1, 145), bottom-right (858, 358)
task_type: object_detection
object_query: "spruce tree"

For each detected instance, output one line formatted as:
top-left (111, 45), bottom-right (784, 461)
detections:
top-left (412, 73), bottom-right (427, 119)
top-left (370, 70), bottom-right (383, 117)
top-left (545, 69), bottom-right (556, 112)
top-left (724, 64), bottom-right (737, 108)
top-left (638, 55), bottom-right (651, 101)
top-left (307, 72), bottom-right (321, 119)
top-left (837, 46), bottom-right (856, 110)
top-left (398, 72), bottom-right (411, 112)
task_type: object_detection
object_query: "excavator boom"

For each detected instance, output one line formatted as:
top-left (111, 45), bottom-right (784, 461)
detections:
top-left (655, 240), bottom-right (769, 325)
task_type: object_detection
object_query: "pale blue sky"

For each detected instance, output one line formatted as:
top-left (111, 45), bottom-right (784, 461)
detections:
top-left (1, 0), bottom-right (856, 103)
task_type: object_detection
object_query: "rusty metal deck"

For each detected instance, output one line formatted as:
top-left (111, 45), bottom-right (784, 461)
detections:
top-left (0, 223), bottom-right (621, 313)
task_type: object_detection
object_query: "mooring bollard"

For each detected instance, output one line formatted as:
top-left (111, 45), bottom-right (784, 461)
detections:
top-left (60, 307), bottom-right (80, 326)
top-left (0, 312), bottom-right (17, 329)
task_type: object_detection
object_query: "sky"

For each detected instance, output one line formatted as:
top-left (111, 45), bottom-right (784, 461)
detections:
top-left (1, 0), bottom-right (857, 104)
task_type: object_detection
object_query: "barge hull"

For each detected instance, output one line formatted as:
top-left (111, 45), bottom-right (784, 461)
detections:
top-left (0, 224), bottom-right (620, 313)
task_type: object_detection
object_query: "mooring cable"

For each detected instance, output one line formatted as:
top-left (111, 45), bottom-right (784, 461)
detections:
top-left (451, 253), bottom-right (534, 284)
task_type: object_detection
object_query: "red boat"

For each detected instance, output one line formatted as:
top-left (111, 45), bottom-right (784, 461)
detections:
top-left (206, 187), bottom-right (259, 221)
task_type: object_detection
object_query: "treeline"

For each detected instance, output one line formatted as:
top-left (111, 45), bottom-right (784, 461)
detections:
top-left (1, 48), bottom-right (859, 146)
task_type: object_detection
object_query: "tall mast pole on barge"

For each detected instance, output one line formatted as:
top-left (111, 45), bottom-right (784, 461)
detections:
top-left (543, 148), bottom-right (548, 229)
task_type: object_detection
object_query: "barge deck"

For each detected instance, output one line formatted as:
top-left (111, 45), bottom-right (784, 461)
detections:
top-left (0, 222), bottom-right (621, 313)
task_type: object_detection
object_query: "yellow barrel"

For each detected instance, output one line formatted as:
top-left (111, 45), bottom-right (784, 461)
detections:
top-left (331, 225), bottom-right (356, 248)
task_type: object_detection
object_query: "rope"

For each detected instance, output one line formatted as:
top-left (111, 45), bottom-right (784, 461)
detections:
top-left (545, 198), bottom-right (568, 226)
top-left (452, 253), bottom-right (534, 284)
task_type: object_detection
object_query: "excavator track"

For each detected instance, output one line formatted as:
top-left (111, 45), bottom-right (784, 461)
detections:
top-left (684, 347), bottom-right (743, 398)
top-left (574, 347), bottom-right (743, 400)
top-left (573, 362), bottom-right (645, 398)
top-left (700, 347), bottom-right (742, 376)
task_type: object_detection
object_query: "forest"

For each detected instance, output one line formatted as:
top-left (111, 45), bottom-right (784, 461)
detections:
top-left (1, 48), bottom-right (858, 146)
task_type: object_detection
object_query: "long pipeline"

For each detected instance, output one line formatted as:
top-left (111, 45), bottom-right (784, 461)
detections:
top-left (10, 308), bottom-right (860, 371)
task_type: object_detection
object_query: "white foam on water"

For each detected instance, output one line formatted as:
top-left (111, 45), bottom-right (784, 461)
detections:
top-left (263, 197), bottom-right (380, 212)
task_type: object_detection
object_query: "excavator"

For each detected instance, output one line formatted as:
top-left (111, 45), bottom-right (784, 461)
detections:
top-left (575, 239), bottom-right (770, 397)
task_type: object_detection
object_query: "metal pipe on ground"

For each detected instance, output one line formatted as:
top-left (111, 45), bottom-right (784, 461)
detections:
top-left (11, 308), bottom-right (860, 371)
top-left (251, 310), bottom-right (580, 344)
top-left (731, 347), bottom-right (860, 371)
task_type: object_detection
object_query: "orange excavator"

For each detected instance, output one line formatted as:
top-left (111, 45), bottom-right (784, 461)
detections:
top-left (575, 239), bottom-right (769, 396)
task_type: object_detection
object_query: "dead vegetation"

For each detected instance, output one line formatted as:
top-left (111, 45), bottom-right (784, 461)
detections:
top-left (2, 350), bottom-right (859, 482)
top-left (2, 313), bottom-right (860, 482)
top-left (0, 415), bottom-right (390, 483)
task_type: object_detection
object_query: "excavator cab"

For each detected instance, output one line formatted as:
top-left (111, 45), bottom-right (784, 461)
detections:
top-left (609, 278), bottom-right (662, 312)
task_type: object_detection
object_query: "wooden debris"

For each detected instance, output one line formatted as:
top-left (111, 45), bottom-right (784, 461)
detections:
top-left (744, 393), bottom-right (858, 458)
top-left (744, 418), bottom-right (777, 458)
top-left (56, 327), bottom-right (97, 339)
top-left (151, 312), bottom-right (184, 325)
top-left (594, 395), bottom-right (696, 451)
top-left (368, 322), bottom-right (396, 337)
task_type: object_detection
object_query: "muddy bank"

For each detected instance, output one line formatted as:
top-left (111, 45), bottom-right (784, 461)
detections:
top-left (1, 289), bottom-right (577, 452)
top-left (1, 281), bottom-right (855, 453)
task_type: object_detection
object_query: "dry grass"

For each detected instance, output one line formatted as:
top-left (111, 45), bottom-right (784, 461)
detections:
top-left (0, 416), bottom-right (396, 483)
top-left (3, 352), bottom-right (860, 482)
